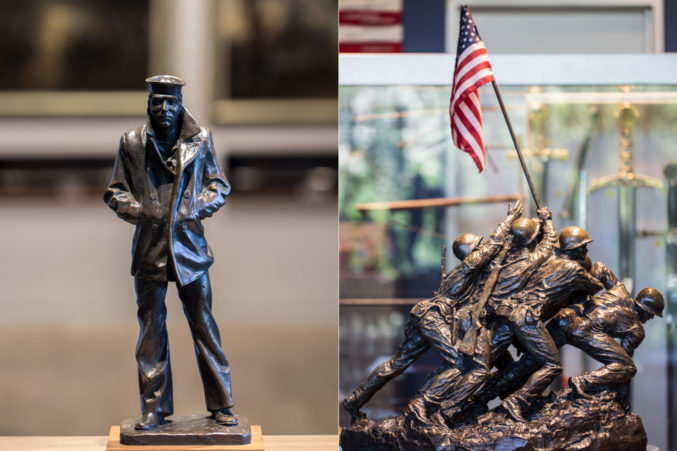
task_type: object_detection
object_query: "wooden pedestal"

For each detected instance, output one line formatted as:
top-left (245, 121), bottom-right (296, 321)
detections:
top-left (107, 425), bottom-right (265, 450)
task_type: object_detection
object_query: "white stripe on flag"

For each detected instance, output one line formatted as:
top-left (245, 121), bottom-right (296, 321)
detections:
top-left (453, 112), bottom-right (484, 165)
top-left (458, 101), bottom-right (481, 136)
top-left (456, 42), bottom-right (484, 67)
top-left (454, 52), bottom-right (489, 88)
top-left (452, 67), bottom-right (494, 106)
top-left (339, 24), bottom-right (403, 42)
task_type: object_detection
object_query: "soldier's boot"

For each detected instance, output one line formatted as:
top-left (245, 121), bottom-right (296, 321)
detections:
top-left (405, 396), bottom-right (430, 428)
top-left (501, 395), bottom-right (526, 422)
top-left (617, 383), bottom-right (631, 411)
top-left (341, 393), bottom-right (366, 423)
top-left (428, 410), bottom-right (449, 429)
top-left (568, 375), bottom-right (594, 399)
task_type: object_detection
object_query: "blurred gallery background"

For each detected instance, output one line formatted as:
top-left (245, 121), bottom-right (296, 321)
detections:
top-left (339, 1), bottom-right (677, 450)
top-left (0, 0), bottom-right (337, 435)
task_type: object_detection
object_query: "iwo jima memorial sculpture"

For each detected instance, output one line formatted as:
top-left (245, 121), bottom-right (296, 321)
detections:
top-left (340, 6), bottom-right (664, 451)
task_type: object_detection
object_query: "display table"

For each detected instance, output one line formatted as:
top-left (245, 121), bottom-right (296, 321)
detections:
top-left (0, 435), bottom-right (338, 450)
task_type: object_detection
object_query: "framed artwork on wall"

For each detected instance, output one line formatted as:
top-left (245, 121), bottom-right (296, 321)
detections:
top-left (213, 0), bottom-right (338, 123)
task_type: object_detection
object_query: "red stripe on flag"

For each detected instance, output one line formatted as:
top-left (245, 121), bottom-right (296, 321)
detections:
top-left (339, 42), bottom-right (402, 53)
top-left (339, 10), bottom-right (402, 25)
top-left (455, 103), bottom-right (484, 154)
top-left (455, 48), bottom-right (488, 74)
top-left (451, 75), bottom-right (494, 114)
top-left (454, 60), bottom-right (492, 90)
top-left (463, 96), bottom-right (482, 124)
top-left (453, 125), bottom-right (485, 172)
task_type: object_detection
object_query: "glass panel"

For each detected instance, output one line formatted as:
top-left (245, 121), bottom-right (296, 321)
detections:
top-left (339, 80), bottom-right (677, 447)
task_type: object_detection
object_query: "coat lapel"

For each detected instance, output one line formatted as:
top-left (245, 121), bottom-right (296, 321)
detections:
top-left (179, 108), bottom-right (202, 167)
top-left (180, 141), bottom-right (201, 167)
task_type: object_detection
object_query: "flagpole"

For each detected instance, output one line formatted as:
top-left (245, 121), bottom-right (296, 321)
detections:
top-left (491, 80), bottom-right (543, 211)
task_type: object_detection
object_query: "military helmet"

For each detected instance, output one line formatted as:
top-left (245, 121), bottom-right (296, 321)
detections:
top-left (452, 233), bottom-right (482, 260)
top-left (511, 217), bottom-right (539, 246)
top-left (635, 287), bottom-right (664, 318)
top-left (559, 226), bottom-right (593, 251)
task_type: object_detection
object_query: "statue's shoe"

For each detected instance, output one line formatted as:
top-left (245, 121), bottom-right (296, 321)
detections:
top-left (568, 376), bottom-right (594, 399)
top-left (341, 397), bottom-right (366, 422)
top-left (212, 408), bottom-right (239, 426)
top-left (501, 396), bottom-right (526, 422)
top-left (134, 412), bottom-right (167, 430)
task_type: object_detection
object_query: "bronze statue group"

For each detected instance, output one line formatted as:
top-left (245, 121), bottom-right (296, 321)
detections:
top-left (342, 200), bottom-right (664, 430)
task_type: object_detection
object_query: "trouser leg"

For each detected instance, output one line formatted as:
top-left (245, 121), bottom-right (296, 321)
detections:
top-left (506, 308), bottom-right (561, 407)
top-left (135, 277), bottom-right (173, 416)
top-left (489, 311), bottom-right (571, 401)
top-left (344, 319), bottom-right (428, 410)
top-left (177, 272), bottom-right (233, 411)
top-left (472, 320), bottom-right (520, 403)
top-left (568, 330), bottom-right (636, 386)
top-left (421, 325), bottom-right (492, 417)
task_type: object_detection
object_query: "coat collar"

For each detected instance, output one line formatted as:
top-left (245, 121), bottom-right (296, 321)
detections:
top-left (142, 108), bottom-right (202, 168)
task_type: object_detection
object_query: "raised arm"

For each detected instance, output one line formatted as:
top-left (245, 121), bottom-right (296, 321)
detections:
top-left (463, 200), bottom-right (523, 271)
top-left (440, 201), bottom-right (522, 296)
top-left (197, 130), bottom-right (231, 219)
top-left (590, 261), bottom-right (621, 290)
top-left (528, 207), bottom-right (558, 266)
top-left (620, 325), bottom-right (645, 357)
top-left (573, 263), bottom-right (605, 295)
top-left (103, 135), bottom-right (141, 225)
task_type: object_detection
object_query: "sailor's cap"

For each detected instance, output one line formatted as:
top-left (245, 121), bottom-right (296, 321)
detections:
top-left (145, 75), bottom-right (185, 96)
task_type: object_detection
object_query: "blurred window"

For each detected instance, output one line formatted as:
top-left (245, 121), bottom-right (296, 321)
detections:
top-left (0, 0), bottom-right (149, 91)
top-left (213, 0), bottom-right (338, 123)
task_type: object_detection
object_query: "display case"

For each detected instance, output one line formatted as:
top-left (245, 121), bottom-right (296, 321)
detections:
top-left (339, 54), bottom-right (677, 449)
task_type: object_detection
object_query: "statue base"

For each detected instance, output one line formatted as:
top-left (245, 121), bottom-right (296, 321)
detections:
top-left (341, 388), bottom-right (647, 451)
top-left (106, 414), bottom-right (264, 450)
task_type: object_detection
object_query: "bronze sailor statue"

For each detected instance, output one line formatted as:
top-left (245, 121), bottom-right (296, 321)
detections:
top-left (105, 76), bottom-right (244, 440)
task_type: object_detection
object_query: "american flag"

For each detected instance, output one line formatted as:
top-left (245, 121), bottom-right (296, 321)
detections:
top-left (450, 5), bottom-right (494, 173)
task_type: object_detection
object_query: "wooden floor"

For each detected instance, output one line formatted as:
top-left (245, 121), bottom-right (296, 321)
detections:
top-left (0, 434), bottom-right (338, 451)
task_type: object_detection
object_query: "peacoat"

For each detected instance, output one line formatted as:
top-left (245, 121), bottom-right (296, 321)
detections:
top-left (104, 108), bottom-right (230, 286)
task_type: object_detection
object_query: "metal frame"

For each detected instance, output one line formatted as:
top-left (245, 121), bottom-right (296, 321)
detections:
top-left (339, 54), bottom-right (677, 87)
top-left (445, 0), bottom-right (664, 54)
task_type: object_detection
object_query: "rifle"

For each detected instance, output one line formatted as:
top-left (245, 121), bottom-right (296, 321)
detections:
top-left (458, 235), bottom-right (514, 356)
top-left (436, 245), bottom-right (460, 344)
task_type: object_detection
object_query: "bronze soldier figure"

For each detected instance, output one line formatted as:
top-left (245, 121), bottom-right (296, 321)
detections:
top-left (550, 263), bottom-right (663, 404)
top-left (482, 222), bottom-right (603, 421)
top-left (423, 208), bottom-right (563, 424)
top-left (341, 202), bottom-right (524, 423)
top-left (484, 261), bottom-right (663, 413)
top-left (104, 75), bottom-right (237, 430)
top-left (342, 216), bottom-right (660, 451)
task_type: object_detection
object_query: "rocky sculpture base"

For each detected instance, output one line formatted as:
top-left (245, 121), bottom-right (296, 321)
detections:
top-left (341, 388), bottom-right (647, 451)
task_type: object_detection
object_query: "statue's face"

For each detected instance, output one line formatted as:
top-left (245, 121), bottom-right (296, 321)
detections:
top-left (566, 244), bottom-right (588, 261)
top-left (149, 94), bottom-right (182, 128)
top-left (636, 307), bottom-right (652, 324)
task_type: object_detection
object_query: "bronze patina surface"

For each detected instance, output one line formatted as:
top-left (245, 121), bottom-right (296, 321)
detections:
top-left (341, 200), bottom-right (663, 451)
